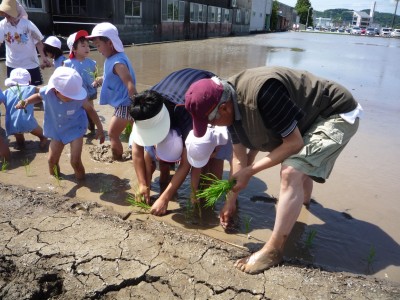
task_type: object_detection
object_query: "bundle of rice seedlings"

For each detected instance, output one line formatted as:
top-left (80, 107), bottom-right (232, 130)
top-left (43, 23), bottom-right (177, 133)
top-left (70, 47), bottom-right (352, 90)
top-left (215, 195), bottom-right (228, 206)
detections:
top-left (196, 173), bottom-right (235, 208)
top-left (126, 193), bottom-right (151, 211)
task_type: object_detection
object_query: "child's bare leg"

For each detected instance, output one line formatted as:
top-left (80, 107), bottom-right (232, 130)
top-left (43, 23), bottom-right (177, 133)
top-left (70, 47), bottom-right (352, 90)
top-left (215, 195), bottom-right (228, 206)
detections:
top-left (0, 138), bottom-right (10, 161)
top-left (30, 126), bottom-right (48, 149)
top-left (108, 116), bottom-right (129, 160)
top-left (144, 150), bottom-right (155, 189)
top-left (48, 140), bottom-right (64, 176)
top-left (87, 99), bottom-right (95, 132)
top-left (159, 160), bottom-right (172, 193)
top-left (14, 133), bottom-right (25, 149)
top-left (70, 137), bottom-right (85, 180)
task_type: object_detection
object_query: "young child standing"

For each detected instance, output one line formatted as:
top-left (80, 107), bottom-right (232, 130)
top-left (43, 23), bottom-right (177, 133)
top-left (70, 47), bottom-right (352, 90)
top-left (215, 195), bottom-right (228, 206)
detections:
top-left (15, 67), bottom-right (105, 180)
top-left (42, 36), bottom-right (66, 69)
top-left (64, 30), bottom-right (98, 131)
top-left (0, 89), bottom-right (11, 162)
top-left (86, 22), bottom-right (137, 160)
top-left (1, 68), bottom-right (47, 149)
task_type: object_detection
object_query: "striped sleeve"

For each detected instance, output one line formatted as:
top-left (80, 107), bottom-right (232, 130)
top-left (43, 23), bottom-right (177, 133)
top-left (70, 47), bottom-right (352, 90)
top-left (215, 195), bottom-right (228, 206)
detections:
top-left (257, 79), bottom-right (304, 137)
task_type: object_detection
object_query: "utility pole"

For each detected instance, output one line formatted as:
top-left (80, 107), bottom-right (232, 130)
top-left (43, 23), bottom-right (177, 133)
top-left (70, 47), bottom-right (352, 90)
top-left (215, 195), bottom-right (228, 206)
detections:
top-left (306, 6), bottom-right (312, 28)
top-left (391, 0), bottom-right (399, 29)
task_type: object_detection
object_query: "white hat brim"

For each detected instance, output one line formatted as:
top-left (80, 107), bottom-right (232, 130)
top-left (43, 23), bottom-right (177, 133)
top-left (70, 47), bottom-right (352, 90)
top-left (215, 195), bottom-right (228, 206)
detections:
top-left (131, 104), bottom-right (170, 146)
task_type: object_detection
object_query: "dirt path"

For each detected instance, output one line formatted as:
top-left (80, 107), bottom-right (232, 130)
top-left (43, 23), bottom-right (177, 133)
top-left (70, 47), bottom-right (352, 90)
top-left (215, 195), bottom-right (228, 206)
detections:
top-left (1, 183), bottom-right (399, 299)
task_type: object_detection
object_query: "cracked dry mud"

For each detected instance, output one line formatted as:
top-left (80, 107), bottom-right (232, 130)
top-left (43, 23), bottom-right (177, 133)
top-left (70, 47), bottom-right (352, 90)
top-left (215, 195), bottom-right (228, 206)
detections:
top-left (1, 183), bottom-right (399, 300)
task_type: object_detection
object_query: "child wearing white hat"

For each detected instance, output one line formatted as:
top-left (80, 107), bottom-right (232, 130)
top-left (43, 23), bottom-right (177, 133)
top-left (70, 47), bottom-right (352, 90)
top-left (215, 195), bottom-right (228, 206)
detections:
top-left (15, 67), bottom-right (105, 180)
top-left (87, 22), bottom-right (137, 160)
top-left (64, 30), bottom-right (98, 132)
top-left (42, 36), bottom-right (66, 69)
top-left (185, 125), bottom-right (233, 202)
top-left (1, 68), bottom-right (47, 150)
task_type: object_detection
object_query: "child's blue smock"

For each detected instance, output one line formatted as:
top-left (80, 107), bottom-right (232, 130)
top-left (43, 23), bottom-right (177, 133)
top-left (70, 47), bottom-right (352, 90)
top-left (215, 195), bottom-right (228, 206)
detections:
top-left (99, 52), bottom-right (136, 107)
top-left (64, 58), bottom-right (97, 100)
top-left (40, 87), bottom-right (88, 144)
top-left (1, 85), bottom-right (38, 135)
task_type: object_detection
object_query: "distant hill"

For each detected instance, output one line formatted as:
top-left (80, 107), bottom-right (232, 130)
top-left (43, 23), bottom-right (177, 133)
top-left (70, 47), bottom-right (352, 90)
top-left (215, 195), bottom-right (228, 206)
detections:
top-left (313, 8), bottom-right (399, 28)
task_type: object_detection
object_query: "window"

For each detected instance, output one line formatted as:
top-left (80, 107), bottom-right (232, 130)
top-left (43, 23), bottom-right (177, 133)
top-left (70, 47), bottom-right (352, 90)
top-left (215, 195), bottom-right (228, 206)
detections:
top-left (20, 0), bottom-right (43, 10)
top-left (59, 0), bottom-right (87, 15)
top-left (235, 9), bottom-right (241, 23)
top-left (199, 5), bottom-right (207, 22)
top-left (125, 0), bottom-right (141, 17)
top-left (223, 9), bottom-right (230, 23)
top-left (162, 0), bottom-right (184, 21)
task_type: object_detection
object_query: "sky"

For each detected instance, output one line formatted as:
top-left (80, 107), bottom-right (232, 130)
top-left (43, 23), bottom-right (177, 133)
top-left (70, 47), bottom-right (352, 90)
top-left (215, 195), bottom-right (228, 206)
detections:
top-left (279, 0), bottom-right (399, 14)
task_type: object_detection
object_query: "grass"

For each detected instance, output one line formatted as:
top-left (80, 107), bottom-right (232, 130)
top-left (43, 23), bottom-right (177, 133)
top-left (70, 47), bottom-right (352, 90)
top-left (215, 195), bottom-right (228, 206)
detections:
top-left (53, 165), bottom-right (62, 187)
top-left (305, 229), bottom-right (317, 248)
top-left (1, 158), bottom-right (9, 172)
top-left (126, 192), bottom-right (151, 212)
top-left (195, 173), bottom-right (235, 208)
top-left (22, 158), bottom-right (31, 176)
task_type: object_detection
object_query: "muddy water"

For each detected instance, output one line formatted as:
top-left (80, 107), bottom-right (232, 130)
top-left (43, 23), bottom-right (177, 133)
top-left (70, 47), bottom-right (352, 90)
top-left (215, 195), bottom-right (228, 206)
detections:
top-left (1, 32), bottom-right (400, 282)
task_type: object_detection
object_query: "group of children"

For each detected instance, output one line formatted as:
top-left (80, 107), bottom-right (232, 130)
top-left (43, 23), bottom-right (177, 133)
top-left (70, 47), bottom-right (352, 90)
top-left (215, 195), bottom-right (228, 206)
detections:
top-left (0, 22), bottom-right (233, 207)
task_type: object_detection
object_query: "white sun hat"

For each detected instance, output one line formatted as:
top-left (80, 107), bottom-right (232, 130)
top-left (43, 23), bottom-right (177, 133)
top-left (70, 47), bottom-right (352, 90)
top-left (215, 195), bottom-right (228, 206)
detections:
top-left (45, 67), bottom-right (87, 101)
top-left (185, 126), bottom-right (229, 168)
top-left (130, 104), bottom-right (170, 147)
top-left (4, 68), bottom-right (31, 86)
top-left (44, 36), bottom-right (62, 49)
top-left (86, 22), bottom-right (124, 52)
top-left (155, 129), bottom-right (183, 162)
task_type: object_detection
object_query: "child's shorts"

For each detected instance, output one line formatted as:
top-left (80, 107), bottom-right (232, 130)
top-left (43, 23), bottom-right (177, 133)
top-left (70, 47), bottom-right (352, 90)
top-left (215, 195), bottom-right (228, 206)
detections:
top-left (214, 141), bottom-right (233, 162)
top-left (114, 105), bottom-right (134, 121)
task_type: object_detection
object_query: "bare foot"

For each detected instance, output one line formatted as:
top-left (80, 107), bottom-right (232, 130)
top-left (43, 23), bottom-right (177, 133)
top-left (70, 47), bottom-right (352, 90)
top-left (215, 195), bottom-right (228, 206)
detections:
top-left (234, 248), bottom-right (283, 274)
top-left (150, 198), bottom-right (168, 216)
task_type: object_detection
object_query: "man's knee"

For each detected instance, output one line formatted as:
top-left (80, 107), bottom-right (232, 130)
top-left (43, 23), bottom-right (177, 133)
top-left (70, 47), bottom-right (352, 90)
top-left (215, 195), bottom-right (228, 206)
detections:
top-left (280, 165), bottom-right (304, 185)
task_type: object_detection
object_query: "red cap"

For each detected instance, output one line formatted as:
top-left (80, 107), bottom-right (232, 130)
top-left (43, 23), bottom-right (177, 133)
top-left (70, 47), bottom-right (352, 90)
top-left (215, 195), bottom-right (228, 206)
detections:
top-left (185, 78), bottom-right (224, 137)
top-left (67, 30), bottom-right (89, 59)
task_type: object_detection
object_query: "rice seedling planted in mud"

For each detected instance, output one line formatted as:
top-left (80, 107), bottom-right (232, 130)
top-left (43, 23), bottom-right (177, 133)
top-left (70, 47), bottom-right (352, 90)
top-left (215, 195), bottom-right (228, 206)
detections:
top-left (23, 158), bottom-right (31, 176)
top-left (126, 193), bottom-right (151, 211)
top-left (366, 245), bottom-right (376, 267)
top-left (243, 215), bottom-right (253, 235)
top-left (305, 229), bottom-right (317, 248)
top-left (53, 165), bottom-right (62, 187)
top-left (1, 158), bottom-right (9, 172)
top-left (196, 173), bottom-right (235, 208)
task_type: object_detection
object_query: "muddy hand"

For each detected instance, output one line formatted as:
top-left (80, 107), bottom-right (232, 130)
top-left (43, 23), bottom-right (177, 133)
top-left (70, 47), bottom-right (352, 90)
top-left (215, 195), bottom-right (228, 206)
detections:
top-left (150, 198), bottom-right (168, 216)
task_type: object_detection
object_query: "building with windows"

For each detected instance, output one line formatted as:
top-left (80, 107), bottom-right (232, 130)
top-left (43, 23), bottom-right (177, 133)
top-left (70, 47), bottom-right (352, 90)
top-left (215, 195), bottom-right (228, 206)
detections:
top-left (352, 11), bottom-right (371, 28)
top-left (16, 0), bottom-right (255, 43)
top-left (249, 0), bottom-right (273, 32)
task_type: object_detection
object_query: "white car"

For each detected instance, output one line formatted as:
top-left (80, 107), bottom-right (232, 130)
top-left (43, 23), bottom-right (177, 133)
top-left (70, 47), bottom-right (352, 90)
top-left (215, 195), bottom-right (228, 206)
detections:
top-left (391, 29), bottom-right (400, 38)
top-left (380, 28), bottom-right (392, 37)
top-left (351, 26), bottom-right (362, 35)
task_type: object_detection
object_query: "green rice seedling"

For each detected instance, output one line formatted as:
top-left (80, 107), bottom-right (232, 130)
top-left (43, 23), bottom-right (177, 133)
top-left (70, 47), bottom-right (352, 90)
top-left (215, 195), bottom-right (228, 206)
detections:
top-left (305, 229), bottom-right (317, 248)
top-left (185, 198), bottom-right (194, 220)
top-left (53, 165), bottom-right (62, 187)
top-left (11, 84), bottom-right (27, 113)
top-left (86, 65), bottom-right (102, 81)
top-left (22, 158), bottom-right (31, 176)
top-left (126, 193), bottom-right (151, 211)
top-left (366, 245), bottom-right (376, 267)
top-left (196, 173), bottom-right (235, 208)
top-left (1, 158), bottom-right (9, 172)
top-left (243, 215), bottom-right (253, 235)
top-left (123, 123), bottom-right (132, 138)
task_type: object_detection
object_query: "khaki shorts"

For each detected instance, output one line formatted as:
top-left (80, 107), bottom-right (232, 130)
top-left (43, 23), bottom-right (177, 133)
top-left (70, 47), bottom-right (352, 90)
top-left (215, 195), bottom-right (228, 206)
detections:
top-left (282, 115), bottom-right (359, 183)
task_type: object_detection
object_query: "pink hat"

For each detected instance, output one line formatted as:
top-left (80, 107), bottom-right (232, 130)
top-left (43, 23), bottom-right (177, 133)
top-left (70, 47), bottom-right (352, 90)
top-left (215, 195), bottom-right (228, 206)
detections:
top-left (44, 36), bottom-right (61, 49)
top-left (155, 129), bottom-right (183, 162)
top-left (45, 67), bottom-right (87, 101)
top-left (67, 30), bottom-right (88, 58)
top-left (86, 22), bottom-right (124, 52)
top-left (4, 68), bottom-right (31, 86)
top-left (185, 126), bottom-right (229, 168)
top-left (185, 77), bottom-right (224, 138)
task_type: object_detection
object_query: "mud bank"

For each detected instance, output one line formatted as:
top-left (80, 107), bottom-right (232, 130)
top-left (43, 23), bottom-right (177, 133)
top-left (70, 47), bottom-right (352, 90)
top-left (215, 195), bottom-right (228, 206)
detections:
top-left (1, 183), bottom-right (399, 299)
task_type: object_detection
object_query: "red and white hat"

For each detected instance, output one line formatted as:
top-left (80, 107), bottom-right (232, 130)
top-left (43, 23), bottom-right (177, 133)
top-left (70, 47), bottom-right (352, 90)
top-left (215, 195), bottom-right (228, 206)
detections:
top-left (67, 30), bottom-right (89, 58)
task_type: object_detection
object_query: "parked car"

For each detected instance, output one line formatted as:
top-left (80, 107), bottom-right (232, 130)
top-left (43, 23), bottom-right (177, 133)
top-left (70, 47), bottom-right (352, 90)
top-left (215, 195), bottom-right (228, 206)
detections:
top-left (391, 29), bottom-right (400, 38)
top-left (338, 27), bottom-right (345, 33)
top-left (366, 27), bottom-right (376, 36)
top-left (314, 26), bottom-right (321, 31)
top-left (380, 28), bottom-right (392, 37)
top-left (351, 26), bottom-right (362, 35)
top-left (306, 26), bottom-right (313, 31)
top-left (360, 28), bottom-right (366, 35)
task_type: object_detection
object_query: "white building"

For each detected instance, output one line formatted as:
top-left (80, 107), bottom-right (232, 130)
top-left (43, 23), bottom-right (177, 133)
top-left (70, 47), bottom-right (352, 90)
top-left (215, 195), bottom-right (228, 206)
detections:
top-left (352, 11), bottom-right (371, 28)
top-left (249, 0), bottom-right (273, 32)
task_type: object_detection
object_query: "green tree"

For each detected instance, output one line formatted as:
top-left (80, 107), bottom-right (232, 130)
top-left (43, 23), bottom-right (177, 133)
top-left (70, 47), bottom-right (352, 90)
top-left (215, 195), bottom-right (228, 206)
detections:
top-left (270, 0), bottom-right (280, 30)
top-left (295, 0), bottom-right (313, 26)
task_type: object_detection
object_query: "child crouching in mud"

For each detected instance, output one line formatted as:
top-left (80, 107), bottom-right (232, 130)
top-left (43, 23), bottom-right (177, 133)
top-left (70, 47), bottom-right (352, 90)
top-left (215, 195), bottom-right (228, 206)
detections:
top-left (16, 67), bottom-right (105, 180)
